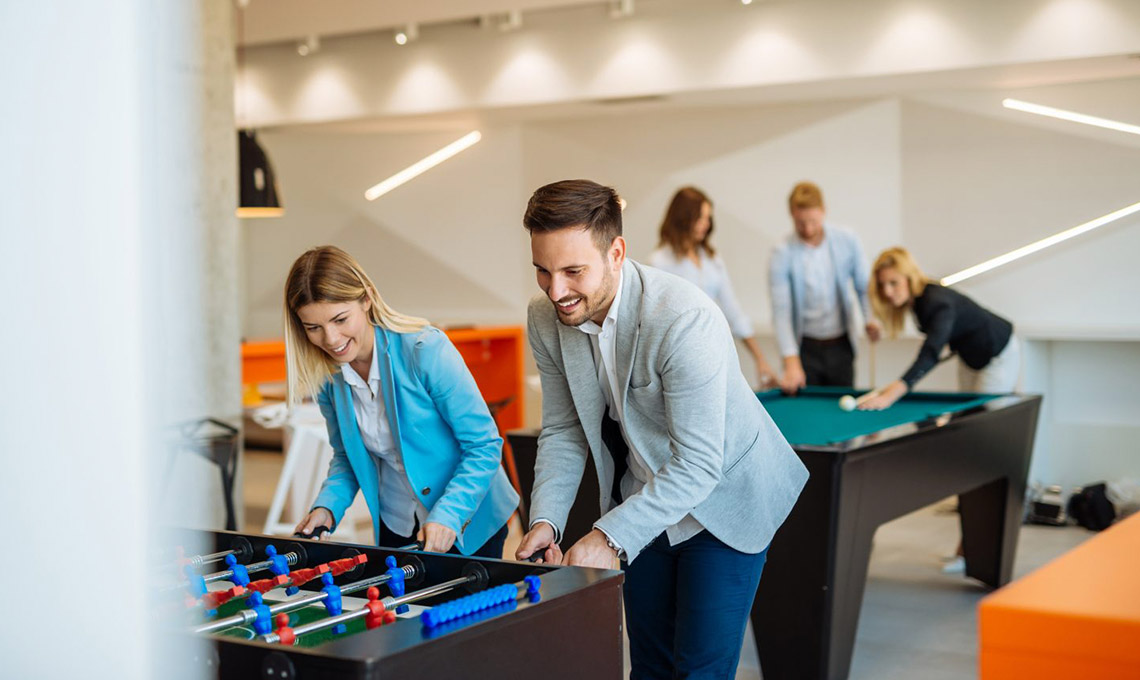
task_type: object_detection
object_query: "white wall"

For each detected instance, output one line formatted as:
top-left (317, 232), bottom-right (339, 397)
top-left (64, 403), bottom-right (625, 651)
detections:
top-left (243, 77), bottom-right (1140, 489)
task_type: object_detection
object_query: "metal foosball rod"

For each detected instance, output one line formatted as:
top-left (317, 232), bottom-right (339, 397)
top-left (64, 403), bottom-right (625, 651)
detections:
top-left (260, 573), bottom-right (477, 645)
top-left (202, 550), bottom-right (301, 585)
top-left (185, 549), bottom-right (236, 569)
top-left (193, 564), bottom-right (417, 635)
top-left (162, 549), bottom-right (236, 573)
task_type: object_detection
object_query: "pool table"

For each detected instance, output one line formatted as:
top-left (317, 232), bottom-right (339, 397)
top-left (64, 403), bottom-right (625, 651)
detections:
top-left (507, 387), bottom-right (1041, 680)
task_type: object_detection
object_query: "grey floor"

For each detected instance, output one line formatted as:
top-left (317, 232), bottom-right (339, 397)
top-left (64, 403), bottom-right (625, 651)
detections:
top-left (242, 450), bottom-right (1093, 680)
top-left (735, 499), bottom-right (1092, 680)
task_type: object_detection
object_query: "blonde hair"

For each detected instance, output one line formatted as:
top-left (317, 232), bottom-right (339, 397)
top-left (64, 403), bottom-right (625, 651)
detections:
top-left (788, 181), bottom-right (825, 212)
top-left (869, 247), bottom-right (931, 338)
top-left (283, 246), bottom-right (428, 405)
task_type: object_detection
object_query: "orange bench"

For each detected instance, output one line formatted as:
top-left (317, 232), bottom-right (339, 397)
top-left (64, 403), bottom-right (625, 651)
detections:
top-left (979, 511), bottom-right (1140, 678)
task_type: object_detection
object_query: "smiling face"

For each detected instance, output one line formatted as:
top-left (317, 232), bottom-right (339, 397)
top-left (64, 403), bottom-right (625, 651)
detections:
top-left (531, 226), bottom-right (625, 327)
top-left (295, 299), bottom-right (375, 365)
top-left (877, 266), bottom-right (912, 308)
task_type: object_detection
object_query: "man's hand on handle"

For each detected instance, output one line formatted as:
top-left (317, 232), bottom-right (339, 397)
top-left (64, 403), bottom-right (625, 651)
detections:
top-left (515, 522), bottom-right (563, 564)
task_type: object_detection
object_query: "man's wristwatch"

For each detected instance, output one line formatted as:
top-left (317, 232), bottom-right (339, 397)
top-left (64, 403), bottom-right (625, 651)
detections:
top-left (602, 533), bottom-right (626, 561)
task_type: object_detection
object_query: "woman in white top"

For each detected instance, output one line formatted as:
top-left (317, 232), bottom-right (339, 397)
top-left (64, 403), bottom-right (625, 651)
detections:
top-left (648, 186), bottom-right (777, 387)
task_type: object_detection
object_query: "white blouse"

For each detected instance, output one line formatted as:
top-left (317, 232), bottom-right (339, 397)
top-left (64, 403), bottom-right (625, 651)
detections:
top-left (340, 349), bottom-right (427, 537)
top-left (647, 247), bottom-right (754, 339)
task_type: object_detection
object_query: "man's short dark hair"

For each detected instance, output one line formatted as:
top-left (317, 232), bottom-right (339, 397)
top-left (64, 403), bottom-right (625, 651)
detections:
top-left (523, 179), bottom-right (623, 251)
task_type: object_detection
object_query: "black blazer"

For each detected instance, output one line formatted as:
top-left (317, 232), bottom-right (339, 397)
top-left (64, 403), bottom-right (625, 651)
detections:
top-left (902, 283), bottom-right (1012, 388)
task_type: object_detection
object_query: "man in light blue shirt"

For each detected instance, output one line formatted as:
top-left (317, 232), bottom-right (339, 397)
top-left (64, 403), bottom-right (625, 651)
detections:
top-left (769, 181), bottom-right (880, 392)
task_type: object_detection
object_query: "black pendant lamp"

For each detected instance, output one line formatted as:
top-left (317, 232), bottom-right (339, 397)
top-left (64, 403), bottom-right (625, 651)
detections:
top-left (237, 129), bottom-right (284, 218)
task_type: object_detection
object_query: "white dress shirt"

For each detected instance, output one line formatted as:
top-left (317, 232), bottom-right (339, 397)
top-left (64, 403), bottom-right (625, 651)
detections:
top-left (647, 247), bottom-right (754, 339)
top-left (799, 235), bottom-right (845, 339)
top-left (341, 347), bottom-right (427, 537)
top-left (577, 270), bottom-right (706, 548)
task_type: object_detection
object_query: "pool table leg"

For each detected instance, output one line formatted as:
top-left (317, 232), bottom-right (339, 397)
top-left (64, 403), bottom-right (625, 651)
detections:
top-left (753, 456), bottom-right (875, 680)
top-left (959, 477), bottom-right (1018, 588)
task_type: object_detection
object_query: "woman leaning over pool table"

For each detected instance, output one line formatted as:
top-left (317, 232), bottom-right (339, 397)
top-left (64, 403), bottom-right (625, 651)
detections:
top-left (284, 245), bottom-right (518, 558)
top-left (860, 247), bottom-right (1021, 410)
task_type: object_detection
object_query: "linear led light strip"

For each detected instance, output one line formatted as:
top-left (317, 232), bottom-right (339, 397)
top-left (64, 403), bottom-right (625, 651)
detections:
top-left (364, 131), bottom-right (482, 201)
top-left (1002, 98), bottom-right (1140, 136)
top-left (941, 200), bottom-right (1140, 286)
top-left (941, 99), bottom-right (1140, 285)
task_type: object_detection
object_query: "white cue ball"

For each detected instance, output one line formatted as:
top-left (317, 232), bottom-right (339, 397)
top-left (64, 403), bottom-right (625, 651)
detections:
top-left (839, 395), bottom-right (857, 412)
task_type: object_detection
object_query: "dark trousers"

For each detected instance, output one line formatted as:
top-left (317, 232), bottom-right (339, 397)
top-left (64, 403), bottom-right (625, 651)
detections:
top-left (623, 531), bottom-right (768, 680)
top-left (800, 334), bottom-right (854, 387)
top-left (377, 518), bottom-right (509, 559)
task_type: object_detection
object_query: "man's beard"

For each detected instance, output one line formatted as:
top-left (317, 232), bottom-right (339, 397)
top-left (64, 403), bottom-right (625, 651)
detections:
top-left (554, 266), bottom-right (615, 327)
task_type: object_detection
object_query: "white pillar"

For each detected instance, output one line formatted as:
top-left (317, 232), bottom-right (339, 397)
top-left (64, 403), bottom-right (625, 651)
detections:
top-left (0, 1), bottom-right (237, 677)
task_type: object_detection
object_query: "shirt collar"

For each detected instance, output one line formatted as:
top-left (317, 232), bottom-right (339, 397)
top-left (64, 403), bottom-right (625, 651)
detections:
top-left (578, 269), bottom-right (624, 337)
top-left (340, 331), bottom-right (380, 390)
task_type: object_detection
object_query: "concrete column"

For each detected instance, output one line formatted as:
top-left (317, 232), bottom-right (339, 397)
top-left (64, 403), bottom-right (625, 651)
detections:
top-left (0, 1), bottom-right (237, 677)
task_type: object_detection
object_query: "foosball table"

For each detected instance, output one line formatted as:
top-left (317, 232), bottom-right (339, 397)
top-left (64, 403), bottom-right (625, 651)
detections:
top-left (160, 529), bottom-right (624, 679)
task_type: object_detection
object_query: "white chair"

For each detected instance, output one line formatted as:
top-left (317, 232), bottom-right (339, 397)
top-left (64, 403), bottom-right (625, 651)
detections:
top-left (259, 402), bottom-right (371, 543)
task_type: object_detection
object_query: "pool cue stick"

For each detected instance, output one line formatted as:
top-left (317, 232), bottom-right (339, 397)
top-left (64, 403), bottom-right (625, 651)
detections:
top-left (869, 339), bottom-right (877, 390)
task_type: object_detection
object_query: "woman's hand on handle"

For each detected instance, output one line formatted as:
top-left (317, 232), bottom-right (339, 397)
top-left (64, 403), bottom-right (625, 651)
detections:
top-left (294, 507), bottom-right (335, 540)
top-left (417, 522), bottom-right (457, 553)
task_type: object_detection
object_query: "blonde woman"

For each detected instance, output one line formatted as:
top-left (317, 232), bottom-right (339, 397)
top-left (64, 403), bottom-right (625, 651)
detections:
top-left (865, 247), bottom-right (1019, 574)
top-left (648, 186), bottom-right (778, 387)
top-left (861, 247), bottom-right (1020, 410)
top-left (285, 246), bottom-right (518, 557)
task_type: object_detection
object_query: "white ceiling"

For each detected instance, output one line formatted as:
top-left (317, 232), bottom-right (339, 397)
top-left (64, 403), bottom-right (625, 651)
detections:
top-left (239, 0), bottom-right (620, 46)
top-left (238, 0), bottom-right (1140, 133)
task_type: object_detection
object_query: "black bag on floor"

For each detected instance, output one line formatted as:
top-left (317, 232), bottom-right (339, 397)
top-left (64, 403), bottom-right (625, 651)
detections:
top-left (1066, 483), bottom-right (1116, 531)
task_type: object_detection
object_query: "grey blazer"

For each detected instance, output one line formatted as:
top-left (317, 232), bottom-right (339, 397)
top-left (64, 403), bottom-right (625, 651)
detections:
top-left (527, 259), bottom-right (809, 562)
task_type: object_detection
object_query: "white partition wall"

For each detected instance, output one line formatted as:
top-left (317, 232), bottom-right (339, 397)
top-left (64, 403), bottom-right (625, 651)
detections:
top-left (0, 1), bottom-right (238, 678)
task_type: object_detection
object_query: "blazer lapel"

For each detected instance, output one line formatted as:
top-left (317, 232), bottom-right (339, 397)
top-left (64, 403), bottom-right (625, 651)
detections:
top-left (790, 241), bottom-right (805, 327)
top-left (614, 260), bottom-right (642, 413)
top-left (555, 313), bottom-right (611, 505)
top-left (373, 326), bottom-right (403, 449)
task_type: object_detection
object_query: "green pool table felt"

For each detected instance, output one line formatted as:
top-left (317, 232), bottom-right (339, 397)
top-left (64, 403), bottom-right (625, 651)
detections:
top-left (756, 386), bottom-right (999, 447)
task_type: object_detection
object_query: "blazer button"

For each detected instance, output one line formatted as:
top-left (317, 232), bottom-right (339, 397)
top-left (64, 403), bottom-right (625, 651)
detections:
top-left (421, 487), bottom-right (431, 496)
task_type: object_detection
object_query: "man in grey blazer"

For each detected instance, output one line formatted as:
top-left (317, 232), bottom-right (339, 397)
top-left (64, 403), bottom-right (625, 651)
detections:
top-left (770, 181), bottom-right (881, 393)
top-left (515, 179), bottom-right (808, 679)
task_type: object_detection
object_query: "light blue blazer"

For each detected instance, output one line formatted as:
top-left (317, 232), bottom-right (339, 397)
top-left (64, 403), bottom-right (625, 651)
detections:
top-left (768, 224), bottom-right (872, 358)
top-left (311, 325), bottom-right (519, 554)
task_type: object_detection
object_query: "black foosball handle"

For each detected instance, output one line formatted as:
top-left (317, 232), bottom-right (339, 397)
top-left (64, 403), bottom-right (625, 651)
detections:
top-left (293, 525), bottom-right (331, 540)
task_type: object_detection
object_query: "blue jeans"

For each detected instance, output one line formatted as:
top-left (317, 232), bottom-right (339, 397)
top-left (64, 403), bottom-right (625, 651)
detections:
top-left (623, 531), bottom-right (767, 679)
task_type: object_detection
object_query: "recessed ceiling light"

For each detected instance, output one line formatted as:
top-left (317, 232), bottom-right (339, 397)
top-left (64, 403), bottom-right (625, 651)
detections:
top-left (394, 23), bottom-right (418, 46)
top-left (296, 34), bottom-right (319, 57)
